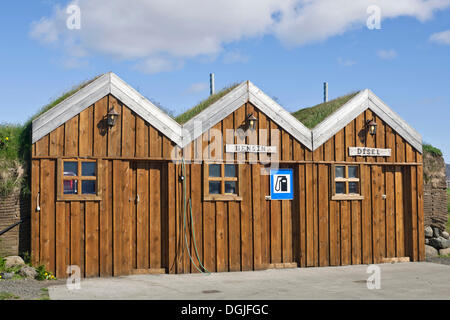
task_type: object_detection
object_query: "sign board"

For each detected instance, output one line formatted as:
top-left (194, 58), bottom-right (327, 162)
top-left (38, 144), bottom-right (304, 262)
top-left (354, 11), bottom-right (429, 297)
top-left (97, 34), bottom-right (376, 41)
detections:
top-left (349, 147), bottom-right (391, 157)
top-left (226, 144), bottom-right (277, 153)
top-left (270, 169), bottom-right (293, 200)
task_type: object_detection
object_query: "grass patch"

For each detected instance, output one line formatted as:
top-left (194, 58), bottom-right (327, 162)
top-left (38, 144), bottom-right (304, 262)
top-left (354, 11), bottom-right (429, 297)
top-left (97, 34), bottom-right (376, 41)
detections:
top-left (447, 189), bottom-right (450, 233)
top-left (423, 144), bottom-right (443, 157)
top-left (292, 91), bottom-right (360, 129)
top-left (0, 75), bottom-right (102, 197)
top-left (0, 292), bottom-right (19, 300)
top-left (174, 83), bottom-right (240, 124)
top-left (38, 287), bottom-right (50, 300)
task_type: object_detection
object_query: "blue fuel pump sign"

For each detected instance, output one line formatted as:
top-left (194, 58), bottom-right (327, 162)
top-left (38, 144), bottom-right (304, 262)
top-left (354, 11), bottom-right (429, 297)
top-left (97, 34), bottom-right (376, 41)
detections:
top-left (270, 169), bottom-right (293, 200)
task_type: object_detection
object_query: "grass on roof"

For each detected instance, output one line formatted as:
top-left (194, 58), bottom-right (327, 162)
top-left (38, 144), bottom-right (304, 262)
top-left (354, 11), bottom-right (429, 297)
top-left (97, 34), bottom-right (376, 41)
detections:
top-left (292, 91), bottom-right (360, 129)
top-left (31, 74), bottom-right (103, 121)
top-left (174, 83), bottom-right (240, 124)
top-left (0, 74), bottom-right (103, 196)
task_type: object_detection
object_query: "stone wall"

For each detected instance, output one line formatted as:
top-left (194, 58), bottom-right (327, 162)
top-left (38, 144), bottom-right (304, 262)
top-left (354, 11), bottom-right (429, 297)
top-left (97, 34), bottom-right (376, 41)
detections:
top-left (0, 190), bottom-right (30, 257)
top-left (423, 151), bottom-right (448, 231)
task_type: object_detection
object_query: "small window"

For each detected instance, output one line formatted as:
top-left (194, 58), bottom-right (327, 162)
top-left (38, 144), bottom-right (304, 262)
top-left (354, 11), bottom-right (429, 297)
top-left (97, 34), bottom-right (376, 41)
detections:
top-left (332, 165), bottom-right (363, 200)
top-left (58, 159), bottom-right (101, 201)
top-left (204, 163), bottom-right (242, 201)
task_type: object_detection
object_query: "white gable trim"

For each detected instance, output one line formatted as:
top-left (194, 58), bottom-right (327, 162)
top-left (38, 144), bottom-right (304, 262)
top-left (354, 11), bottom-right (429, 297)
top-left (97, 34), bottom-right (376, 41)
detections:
top-left (32, 72), bottom-right (183, 145)
top-left (32, 73), bottom-right (421, 155)
top-left (248, 82), bottom-right (312, 149)
top-left (181, 82), bottom-right (249, 147)
top-left (311, 89), bottom-right (422, 153)
top-left (109, 73), bottom-right (183, 146)
top-left (180, 81), bottom-right (313, 149)
top-left (367, 90), bottom-right (422, 153)
top-left (32, 73), bottom-right (112, 144)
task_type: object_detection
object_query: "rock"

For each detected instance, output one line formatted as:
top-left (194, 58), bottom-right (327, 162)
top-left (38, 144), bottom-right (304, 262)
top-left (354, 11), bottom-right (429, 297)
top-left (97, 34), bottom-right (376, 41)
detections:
top-left (0, 272), bottom-right (14, 280)
top-left (4, 256), bottom-right (25, 269)
top-left (425, 226), bottom-right (434, 238)
top-left (442, 231), bottom-right (450, 239)
top-left (425, 238), bottom-right (429, 245)
top-left (433, 227), bottom-right (441, 238)
top-left (18, 266), bottom-right (37, 279)
top-left (439, 248), bottom-right (450, 256)
top-left (425, 245), bottom-right (439, 258)
top-left (428, 237), bottom-right (450, 249)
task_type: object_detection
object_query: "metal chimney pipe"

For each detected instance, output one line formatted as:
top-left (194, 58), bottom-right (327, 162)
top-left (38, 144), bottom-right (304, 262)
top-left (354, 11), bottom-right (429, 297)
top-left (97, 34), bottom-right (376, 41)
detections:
top-left (210, 73), bottom-right (215, 96)
top-left (324, 82), bottom-right (328, 103)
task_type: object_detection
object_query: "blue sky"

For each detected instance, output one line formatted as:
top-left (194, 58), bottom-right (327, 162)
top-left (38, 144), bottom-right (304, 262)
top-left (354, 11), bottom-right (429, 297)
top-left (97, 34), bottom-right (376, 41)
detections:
top-left (0, 1), bottom-right (449, 162)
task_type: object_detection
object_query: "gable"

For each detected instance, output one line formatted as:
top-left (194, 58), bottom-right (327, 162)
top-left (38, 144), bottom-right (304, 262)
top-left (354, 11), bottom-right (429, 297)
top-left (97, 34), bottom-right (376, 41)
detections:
top-left (32, 73), bottom-right (182, 146)
top-left (32, 74), bottom-right (313, 150)
top-left (310, 90), bottom-right (422, 153)
top-left (33, 94), bottom-right (178, 159)
top-left (181, 81), bottom-right (312, 149)
top-left (182, 100), bottom-right (313, 162)
top-left (32, 73), bottom-right (422, 155)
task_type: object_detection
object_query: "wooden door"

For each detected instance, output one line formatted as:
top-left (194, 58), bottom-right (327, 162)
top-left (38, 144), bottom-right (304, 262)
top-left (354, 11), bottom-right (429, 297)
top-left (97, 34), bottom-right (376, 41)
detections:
top-left (375, 166), bottom-right (406, 261)
top-left (111, 161), bottom-right (167, 275)
top-left (131, 161), bottom-right (167, 274)
top-left (259, 165), bottom-right (296, 266)
top-left (112, 160), bottom-right (133, 276)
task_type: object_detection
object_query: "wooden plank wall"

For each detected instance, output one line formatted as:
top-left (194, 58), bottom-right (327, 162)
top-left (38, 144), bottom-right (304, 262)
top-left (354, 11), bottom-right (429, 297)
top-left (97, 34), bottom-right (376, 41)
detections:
top-left (31, 99), bottom-right (425, 277)
top-left (31, 159), bottom-right (168, 278)
top-left (33, 94), bottom-right (178, 160)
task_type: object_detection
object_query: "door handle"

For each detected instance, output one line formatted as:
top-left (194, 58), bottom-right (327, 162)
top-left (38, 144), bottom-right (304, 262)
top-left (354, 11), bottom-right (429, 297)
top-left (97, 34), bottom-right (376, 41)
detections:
top-left (36, 192), bottom-right (41, 212)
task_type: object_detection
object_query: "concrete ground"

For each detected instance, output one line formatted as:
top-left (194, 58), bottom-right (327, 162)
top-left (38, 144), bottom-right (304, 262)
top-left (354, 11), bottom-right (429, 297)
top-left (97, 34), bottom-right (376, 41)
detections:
top-left (49, 262), bottom-right (450, 300)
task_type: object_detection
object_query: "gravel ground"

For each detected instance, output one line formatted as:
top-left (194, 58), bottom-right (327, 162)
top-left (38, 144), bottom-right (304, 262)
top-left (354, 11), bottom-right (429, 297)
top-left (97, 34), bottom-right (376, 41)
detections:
top-left (426, 256), bottom-right (450, 266)
top-left (0, 278), bottom-right (66, 300)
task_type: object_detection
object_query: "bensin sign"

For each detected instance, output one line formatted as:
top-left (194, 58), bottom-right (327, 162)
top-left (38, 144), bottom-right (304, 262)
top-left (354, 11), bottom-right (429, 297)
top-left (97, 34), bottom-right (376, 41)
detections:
top-left (349, 147), bottom-right (391, 157)
top-left (226, 144), bottom-right (277, 153)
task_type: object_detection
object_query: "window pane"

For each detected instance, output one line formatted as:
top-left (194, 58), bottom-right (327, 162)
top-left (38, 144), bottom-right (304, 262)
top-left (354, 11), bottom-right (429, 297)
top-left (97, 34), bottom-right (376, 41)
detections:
top-left (64, 162), bottom-right (78, 176)
top-left (224, 181), bottom-right (236, 194)
top-left (64, 179), bottom-right (78, 194)
top-left (209, 164), bottom-right (221, 177)
top-left (82, 162), bottom-right (96, 176)
top-left (335, 166), bottom-right (345, 178)
top-left (81, 181), bottom-right (96, 195)
top-left (209, 181), bottom-right (221, 194)
top-left (225, 164), bottom-right (236, 177)
top-left (348, 166), bottom-right (358, 178)
top-left (349, 182), bottom-right (359, 194)
top-left (335, 182), bottom-right (346, 194)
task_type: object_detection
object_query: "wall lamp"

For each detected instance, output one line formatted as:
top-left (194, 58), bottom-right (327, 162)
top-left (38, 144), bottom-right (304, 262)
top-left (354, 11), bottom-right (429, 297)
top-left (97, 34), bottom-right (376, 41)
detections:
top-left (107, 108), bottom-right (120, 127)
top-left (366, 119), bottom-right (377, 136)
top-left (246, 113), bottom-right (258, 131)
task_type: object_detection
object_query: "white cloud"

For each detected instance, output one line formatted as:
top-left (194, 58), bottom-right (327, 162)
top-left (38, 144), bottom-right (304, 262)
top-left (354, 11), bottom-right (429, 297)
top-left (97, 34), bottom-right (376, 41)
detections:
top-left (30, 0), bottom-right (450, 73)
top-left (30, 17), bottom-right (61, 44)
top-left (133, 57), bottom-right (184, 74)
top-left (430, 29), bottom-right (450, 44)
top-left (185, 82), bottom-right (209, 94)
top-left (377, 49), bottom-right (397, 60)
top-left (273, 0), bottom-right (450, 46)
top-left (223, 51), bottom-right (250, 64)
top-left (338, 57), bottom-right (356, 67)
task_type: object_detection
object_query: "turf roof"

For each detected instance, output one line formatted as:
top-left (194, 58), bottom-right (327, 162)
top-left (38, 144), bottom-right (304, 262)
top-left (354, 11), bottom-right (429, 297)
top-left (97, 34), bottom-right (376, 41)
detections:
top-left (32, 74), bottom-right (104, 121)
top-left (174, 83), bottom-right (240, 124)
top-left (291, 91), bottom-right (360, 129)
top-left (30, 75), bottom-right (358, 130)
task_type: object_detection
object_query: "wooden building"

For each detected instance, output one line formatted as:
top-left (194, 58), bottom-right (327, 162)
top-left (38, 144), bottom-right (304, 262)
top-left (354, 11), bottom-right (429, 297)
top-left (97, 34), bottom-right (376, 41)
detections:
top-left (31, 73), bottom-right (424, 278)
